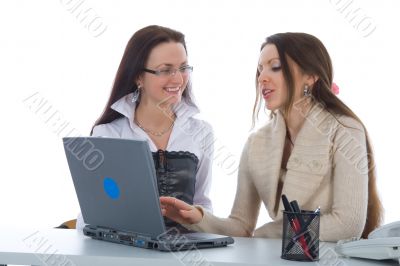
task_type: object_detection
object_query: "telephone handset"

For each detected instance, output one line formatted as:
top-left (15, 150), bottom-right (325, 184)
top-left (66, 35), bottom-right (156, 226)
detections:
top-left (368, 221), bottom-right (400, 239)
top-left (335, 221), bottom-right (400, 263)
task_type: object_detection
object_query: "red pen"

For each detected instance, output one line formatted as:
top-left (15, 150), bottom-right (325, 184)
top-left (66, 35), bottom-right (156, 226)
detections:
top-left (290, 200), bottom-right (313, 260)
top-left (290, 215), bottom-right (313, 260)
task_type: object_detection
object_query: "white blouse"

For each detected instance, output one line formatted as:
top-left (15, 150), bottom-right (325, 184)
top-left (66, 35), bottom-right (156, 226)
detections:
top-left (76, 93), bottom-right (214, 231)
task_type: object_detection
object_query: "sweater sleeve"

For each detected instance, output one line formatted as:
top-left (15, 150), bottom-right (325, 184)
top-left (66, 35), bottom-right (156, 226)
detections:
top-left (319, 118), bottom-right (368, 241)
top-left (185, 136), bottom-right (261, 237)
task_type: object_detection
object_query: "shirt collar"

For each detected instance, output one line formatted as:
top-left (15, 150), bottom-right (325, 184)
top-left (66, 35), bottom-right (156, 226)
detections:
top-left (110, 93), bottom-right (200, 122)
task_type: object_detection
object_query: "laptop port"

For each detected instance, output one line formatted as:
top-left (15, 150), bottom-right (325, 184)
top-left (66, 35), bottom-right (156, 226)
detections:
top-left (134, 239), bottom-right (146, 248)
top-left (191, 242), bottom-right (214, 249)
top-left (85, 231), bottom-right (96, 237)
top-left (119, 235), bottom-right (132, 242)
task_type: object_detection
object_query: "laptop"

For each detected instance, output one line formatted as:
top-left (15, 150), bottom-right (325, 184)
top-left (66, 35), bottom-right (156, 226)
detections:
top-left (63, 137), bottom-right (234, 251)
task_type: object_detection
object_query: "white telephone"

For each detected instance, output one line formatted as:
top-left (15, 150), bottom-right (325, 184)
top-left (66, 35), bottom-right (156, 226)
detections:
top-left (335, 221), bottom-right (400, 263)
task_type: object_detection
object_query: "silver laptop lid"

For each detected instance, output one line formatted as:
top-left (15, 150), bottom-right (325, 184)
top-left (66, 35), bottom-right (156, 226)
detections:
top-left (63, 137), bottom-right (166, 238)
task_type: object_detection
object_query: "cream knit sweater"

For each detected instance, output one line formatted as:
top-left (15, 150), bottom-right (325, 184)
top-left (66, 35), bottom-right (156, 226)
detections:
top-left (187, 105), bottom-right (369, 242)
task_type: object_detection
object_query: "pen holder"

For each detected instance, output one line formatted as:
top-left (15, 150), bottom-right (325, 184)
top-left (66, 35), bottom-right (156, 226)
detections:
top-left (281, 210), bottom-right (320, 261)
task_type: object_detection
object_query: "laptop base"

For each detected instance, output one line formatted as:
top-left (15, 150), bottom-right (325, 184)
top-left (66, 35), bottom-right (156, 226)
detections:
top-left (84, 225), bottom-right (233, 252)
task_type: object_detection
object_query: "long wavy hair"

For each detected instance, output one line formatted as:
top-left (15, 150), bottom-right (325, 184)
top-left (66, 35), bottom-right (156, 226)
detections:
top-left (91, 25), bottom-right (196, 134)
top-left (253, 32), bottom-right (383, 238)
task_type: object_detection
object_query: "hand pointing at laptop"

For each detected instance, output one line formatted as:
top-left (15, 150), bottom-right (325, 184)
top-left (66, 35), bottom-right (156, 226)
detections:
top-left (160, 196), bottom-right (203, 225)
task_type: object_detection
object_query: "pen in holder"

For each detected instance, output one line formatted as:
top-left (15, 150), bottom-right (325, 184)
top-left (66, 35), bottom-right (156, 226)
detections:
top-left (281, 209), bottom-right (320, 261)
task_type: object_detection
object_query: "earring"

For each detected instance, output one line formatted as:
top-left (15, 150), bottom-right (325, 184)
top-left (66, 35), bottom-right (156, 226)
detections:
top-left (132, 85), bottom-right (141, 103)
top-left (303, 84), bottom-right (311, 97)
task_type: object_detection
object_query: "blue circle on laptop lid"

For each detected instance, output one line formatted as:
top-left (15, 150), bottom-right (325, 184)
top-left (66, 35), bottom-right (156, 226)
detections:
top-left (103, 177), bottom-right (120, 199)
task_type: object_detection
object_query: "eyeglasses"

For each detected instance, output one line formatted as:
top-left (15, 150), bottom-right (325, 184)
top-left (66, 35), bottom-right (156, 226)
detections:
top-left (143, 65), bottom-right (193, 78)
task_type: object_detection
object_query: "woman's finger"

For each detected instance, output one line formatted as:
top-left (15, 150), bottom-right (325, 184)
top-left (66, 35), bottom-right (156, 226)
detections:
top-left (160, 196), bottom-right (175, 206)
top-left (172, 198), bottom-right (193, 211)
top-left (160, 196), bottom-right (193, 211)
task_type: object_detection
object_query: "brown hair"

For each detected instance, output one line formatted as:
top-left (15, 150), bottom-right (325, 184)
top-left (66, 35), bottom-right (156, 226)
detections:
top-left (253, 32), bottom-right (383, 238)
top-left (91, 25), bottom-right (196, 134)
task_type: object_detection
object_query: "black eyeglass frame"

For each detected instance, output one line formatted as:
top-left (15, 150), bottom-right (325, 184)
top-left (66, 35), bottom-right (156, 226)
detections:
top-left (142, 65), bottom-right (193, 76)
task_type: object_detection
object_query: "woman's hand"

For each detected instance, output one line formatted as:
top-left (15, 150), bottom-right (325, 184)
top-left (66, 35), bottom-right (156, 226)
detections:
top-left (160, 196), bottom-right (203, 225)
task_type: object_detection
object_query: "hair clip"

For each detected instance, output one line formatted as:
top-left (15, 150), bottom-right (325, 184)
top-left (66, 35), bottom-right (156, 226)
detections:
top-left (332, 82), bottom-right (339, 95)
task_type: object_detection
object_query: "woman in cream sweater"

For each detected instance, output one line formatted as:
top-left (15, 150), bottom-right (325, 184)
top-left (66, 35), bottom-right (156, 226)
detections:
top-left (160, 32), bottom-right (383, 242)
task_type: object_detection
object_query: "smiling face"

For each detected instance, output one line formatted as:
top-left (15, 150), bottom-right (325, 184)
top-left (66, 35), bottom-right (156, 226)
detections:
top-left (257, 44), bottom-right (313, 112)
top-left (137, 41), bottom-right (189, 107)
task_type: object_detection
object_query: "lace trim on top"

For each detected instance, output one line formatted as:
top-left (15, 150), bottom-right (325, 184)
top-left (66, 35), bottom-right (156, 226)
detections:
top-left (152, 150), bottom-right (199, 164)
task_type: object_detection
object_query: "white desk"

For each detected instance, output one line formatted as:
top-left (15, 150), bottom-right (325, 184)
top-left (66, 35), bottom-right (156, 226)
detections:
top-left (0, 228), bottom-right (397, 266)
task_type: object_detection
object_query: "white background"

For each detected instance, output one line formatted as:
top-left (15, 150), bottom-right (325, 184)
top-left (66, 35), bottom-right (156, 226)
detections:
top-left (1, 0), bottom-right (399, 230)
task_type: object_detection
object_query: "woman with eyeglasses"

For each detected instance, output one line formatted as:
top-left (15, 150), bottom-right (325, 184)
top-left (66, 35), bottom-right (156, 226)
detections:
top-left (160, 32), bottom-right (383, 241)
top-left (76, 25), bottom-right (214, 231)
